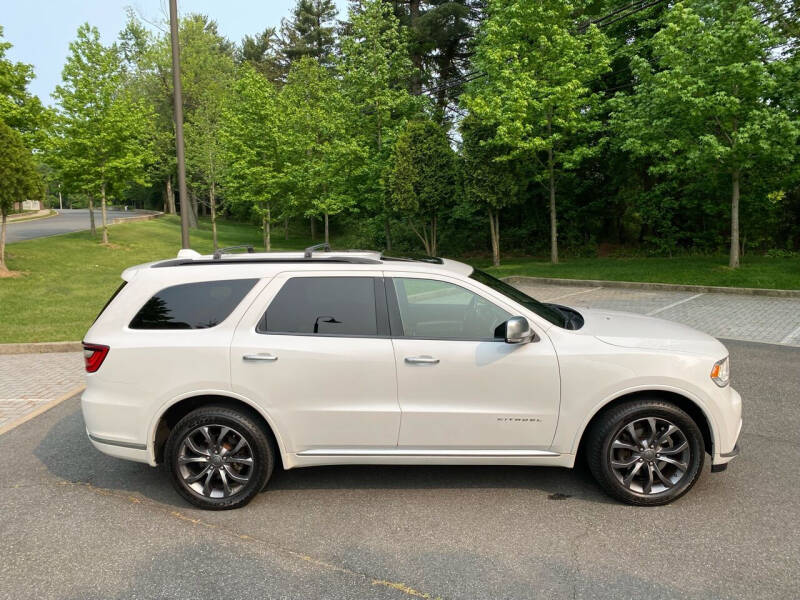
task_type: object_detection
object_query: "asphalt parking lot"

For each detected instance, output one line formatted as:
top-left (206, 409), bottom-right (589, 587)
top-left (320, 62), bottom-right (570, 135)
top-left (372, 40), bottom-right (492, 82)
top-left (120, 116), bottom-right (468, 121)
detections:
top-left (1, 339), bottom-right (798, 600)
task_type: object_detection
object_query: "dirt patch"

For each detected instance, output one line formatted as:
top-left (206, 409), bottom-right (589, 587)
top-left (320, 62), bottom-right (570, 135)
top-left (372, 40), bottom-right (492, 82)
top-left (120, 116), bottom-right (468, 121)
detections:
top-left (0, 267), bottom-right (23, 278)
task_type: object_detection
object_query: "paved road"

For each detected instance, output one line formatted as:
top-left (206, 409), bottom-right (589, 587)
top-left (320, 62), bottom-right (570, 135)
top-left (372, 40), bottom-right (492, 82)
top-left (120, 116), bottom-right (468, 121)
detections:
top-left (5, 208), bottom-right (147, 243)
top-left (1, 339), bottom-right (797, 599)
top-left (516, 281), bottom-right (800, 347)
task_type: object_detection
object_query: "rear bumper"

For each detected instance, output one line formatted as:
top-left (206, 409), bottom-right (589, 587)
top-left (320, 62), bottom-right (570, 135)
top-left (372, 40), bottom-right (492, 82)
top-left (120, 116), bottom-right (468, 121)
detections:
top-left (86, 429), bottom-right (153, 465)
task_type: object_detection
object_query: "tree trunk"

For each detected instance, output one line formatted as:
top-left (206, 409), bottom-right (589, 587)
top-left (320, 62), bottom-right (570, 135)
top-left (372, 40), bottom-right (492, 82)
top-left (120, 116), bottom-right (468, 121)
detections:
top-left (210, 181), bottom-right (218, 251)
top-left (0, 209), bottom-right (7, 269)
top-left (324, 212), bottom-right (329, 245)
top-left (729, 169), bottom-right (740, 269)
top-left (263, 206), bottom-right (271, 252)
top-left (431, 214), bottom-right (437, 257)
top-left (310, 216), bottom-right (316, 241)
top-left (489, 208), bottom-right (500, 267)
top-left (165, 177), bottom-right (176, 214)
top-left (88, 196), bottom-right (96, 236)
top-left (188, 189), bottom-right (198, 229)
top-left (100, 182), bottom-right (108, 244)
top-left (284, 216), bottom-right (289, 240)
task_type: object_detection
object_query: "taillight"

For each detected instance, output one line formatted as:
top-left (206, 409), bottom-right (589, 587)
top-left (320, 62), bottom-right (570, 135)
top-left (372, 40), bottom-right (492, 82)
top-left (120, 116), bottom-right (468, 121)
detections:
top-left (83, 343), bottom-right (109, 373)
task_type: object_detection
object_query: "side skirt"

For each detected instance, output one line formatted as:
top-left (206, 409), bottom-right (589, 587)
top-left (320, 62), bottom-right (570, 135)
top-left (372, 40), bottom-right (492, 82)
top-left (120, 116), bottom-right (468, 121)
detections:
top-left (284, 448), bottom-right (575, 470)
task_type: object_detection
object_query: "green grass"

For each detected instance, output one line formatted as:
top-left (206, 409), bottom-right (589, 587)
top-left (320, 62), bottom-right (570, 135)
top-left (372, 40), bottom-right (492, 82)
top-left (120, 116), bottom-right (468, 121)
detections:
top-left (478, 255), bottom-right (800, 290)
top-left (1, 215), bottom-right (798, 343)
top-left (0, 215), bottom-right (308, 343)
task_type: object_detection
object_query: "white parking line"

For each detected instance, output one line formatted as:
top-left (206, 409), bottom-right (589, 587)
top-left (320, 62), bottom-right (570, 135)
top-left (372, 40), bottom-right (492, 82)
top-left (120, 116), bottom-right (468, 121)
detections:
top-left (548, 287), bottom-right (600, 301)
top-left (646, 293), bottom-right (705, 316)
top-left (780, 323), bottom-right (800, 345)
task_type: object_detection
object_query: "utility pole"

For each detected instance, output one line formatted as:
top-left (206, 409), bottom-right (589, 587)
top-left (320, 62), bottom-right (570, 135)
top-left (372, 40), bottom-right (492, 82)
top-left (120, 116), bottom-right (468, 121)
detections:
top-left (169, 0), bottom-right (191, 249)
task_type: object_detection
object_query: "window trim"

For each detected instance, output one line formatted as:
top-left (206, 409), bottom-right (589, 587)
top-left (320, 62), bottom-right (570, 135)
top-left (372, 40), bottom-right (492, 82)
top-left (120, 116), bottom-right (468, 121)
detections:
top-left (255, 275), bottom-right (390, 339)
top-left (385, 276), bottom-right (511, 343)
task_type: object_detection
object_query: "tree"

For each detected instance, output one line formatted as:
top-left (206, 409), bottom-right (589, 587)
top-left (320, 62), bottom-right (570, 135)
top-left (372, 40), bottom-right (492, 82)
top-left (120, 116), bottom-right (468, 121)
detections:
top-left (610, 1), bottom-right (799, 268)
top-left (0, 122), bottom-right (41, 270)
top-left (463, 0), bottom-right (610, 263)
top-left (51, 24), bottom-right (155, 243)
top-left (338, 0), bottom-right (418, 249)
top-left (238, 27), bottom-right (286, 84)
top-left (281, 0), bottom-right (339, 68)
top-left (461, 117), bottom-right (523, 266)
top-left (221, 66), bottom-right (285, 251)
top-left (281, 57), bottom-right (362, 244)
top-left (0, 26), bottom-right (49, 148)
top-left (388, 119), bottom-right (456, 255)
top-left (120, 12), bottom-right (236, 223)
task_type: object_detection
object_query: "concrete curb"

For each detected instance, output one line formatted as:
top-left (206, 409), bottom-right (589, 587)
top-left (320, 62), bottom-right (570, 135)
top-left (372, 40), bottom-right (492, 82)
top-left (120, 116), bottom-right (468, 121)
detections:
top-left (111, 210), bottom-right (163, 225)
top-left (6, 209), bottom-right (57, 224)
top-left (0, 384), bottom-right (85, 436)
top-left (503, 275), bottom-right (800, 298)
top-left (0, 341), bottom-right (83, 355)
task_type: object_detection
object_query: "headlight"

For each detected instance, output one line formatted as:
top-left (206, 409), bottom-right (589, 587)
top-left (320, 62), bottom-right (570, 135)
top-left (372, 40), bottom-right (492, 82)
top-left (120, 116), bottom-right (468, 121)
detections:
top-left (710, 356), bottom-right (730, 387)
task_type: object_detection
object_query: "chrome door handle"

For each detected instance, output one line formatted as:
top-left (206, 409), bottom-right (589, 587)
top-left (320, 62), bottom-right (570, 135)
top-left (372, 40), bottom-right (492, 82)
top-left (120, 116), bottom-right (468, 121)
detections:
top-left (243, 353), bottom-right (278, 362)
top-left (405, 356), bottom-right (439, 365)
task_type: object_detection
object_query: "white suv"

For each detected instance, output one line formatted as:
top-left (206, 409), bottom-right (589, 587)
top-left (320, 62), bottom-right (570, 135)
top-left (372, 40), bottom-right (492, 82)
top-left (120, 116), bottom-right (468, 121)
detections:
top-left (82, 245), bottom-right (741, 509)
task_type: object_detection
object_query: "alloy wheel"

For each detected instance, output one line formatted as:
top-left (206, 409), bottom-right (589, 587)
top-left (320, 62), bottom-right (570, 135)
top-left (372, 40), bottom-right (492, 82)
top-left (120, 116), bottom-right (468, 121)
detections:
top-left (177, 424), bottom-right (254, 498)
top-left (609, 417), bottom-right (691, 495)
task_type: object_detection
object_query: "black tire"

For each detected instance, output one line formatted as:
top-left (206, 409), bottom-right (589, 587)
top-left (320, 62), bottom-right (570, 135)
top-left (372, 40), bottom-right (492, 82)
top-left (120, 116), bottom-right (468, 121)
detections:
top-left (586, 399), bottom-right (705, 506)
top-left (165, 405), bottom-right (274, 510)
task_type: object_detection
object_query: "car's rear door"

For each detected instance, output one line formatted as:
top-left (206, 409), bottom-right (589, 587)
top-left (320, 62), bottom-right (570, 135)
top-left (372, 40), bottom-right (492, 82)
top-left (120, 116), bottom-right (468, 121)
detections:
top-left (230, 271), bottom-right (400, 453)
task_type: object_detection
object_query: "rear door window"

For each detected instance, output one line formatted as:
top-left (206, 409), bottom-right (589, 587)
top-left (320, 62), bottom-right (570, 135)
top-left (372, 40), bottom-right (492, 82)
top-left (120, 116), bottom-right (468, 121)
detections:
top-left (259, 276), bottom-right (383, 336)
top-left (130, 279), bottom-right (258, 329)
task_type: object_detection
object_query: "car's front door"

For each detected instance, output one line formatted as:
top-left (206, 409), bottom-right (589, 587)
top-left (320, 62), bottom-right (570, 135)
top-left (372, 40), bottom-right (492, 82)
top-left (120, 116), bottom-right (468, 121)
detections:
top-left (387, 275), bottom-right (560, 451)
top-left (230, 271), bottom-right (400, 453)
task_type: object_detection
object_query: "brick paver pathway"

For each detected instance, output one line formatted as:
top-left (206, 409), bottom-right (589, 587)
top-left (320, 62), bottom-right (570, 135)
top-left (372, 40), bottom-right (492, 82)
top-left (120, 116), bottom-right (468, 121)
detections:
top-left (513, 282), bottom-right (800, 347)
top-left (0, 352), bottom-right (84, 431)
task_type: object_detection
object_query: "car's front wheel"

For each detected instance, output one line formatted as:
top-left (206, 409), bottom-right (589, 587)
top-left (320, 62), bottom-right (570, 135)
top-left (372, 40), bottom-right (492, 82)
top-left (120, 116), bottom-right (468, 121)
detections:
top-left (165, 406), bottom-right (274, 510)
top-left (586, 399), bottom-right (705, 506)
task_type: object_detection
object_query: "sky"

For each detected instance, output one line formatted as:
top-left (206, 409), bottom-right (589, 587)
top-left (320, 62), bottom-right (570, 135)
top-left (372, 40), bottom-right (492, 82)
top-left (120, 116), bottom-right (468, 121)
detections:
top-left (2, 0), bottom-right (349, 106)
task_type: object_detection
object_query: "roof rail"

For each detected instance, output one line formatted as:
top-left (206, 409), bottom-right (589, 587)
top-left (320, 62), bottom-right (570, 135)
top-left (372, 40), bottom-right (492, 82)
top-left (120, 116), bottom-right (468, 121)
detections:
top-left (304, 242), bottom-right (331, 258)
top-left (213, 245), bottom-right (254, 260)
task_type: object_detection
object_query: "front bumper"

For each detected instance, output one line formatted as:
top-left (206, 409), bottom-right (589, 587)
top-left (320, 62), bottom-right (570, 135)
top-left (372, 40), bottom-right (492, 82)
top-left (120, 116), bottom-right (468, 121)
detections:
top-left (711, 442), bottom-right (740, 472)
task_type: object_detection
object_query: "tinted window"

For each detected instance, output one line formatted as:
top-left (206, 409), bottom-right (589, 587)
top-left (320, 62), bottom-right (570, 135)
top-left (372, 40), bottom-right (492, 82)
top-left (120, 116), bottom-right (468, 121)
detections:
top-left (130, 279), bottom-right (257, 330)
top-left (390, 278), bottom-right (511, 340)
top-left (261, 277), bottom-right (378, 336)
top-left (468, 269), bottom-right (566, 327)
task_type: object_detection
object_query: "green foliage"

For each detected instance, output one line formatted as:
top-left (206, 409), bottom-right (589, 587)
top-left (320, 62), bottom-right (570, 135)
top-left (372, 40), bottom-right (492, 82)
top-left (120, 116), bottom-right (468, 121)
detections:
top-left (463, 0), bottom-right (611, 263)
top-left (610, 1), bottom-right (799, 268)
top-left (220, 66), bottom-right (285, 249)
top-left (280, 58), bottom-right (363, 240)
top-left (281, 0), bottom-right (338, 67)
top-left (388, 119), bottom-right (457, 255)
top-left (0, 27), bottom-right (50, 148)
top-left (50, 24), bottom-right (155, 208)
top-left (0, 121), bottom-right (41, 266)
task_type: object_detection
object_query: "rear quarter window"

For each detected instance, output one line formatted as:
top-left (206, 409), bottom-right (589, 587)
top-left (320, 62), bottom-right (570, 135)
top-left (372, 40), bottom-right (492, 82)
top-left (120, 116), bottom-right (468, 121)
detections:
top-left (130, 279), bottom-right (258, 330)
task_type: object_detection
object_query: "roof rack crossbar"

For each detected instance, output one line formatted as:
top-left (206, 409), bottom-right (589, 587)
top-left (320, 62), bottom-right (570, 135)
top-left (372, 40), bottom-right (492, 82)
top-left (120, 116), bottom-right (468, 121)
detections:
top-left (304, 242), bottom-right (331, 258)
top-left (213, 245), bottom-right (255, 260)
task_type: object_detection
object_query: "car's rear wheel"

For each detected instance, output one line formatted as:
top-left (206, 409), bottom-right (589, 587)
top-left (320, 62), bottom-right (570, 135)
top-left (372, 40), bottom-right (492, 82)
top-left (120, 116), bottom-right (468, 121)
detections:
top-left (165, 406), bottom-right (274, 510)
top-left (586, 399), bottom-right (704, 506)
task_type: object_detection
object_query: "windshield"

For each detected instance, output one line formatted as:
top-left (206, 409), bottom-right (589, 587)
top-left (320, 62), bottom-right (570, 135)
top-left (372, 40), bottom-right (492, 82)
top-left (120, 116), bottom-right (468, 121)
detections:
top-left (468, 269), bottom-right (566, 327)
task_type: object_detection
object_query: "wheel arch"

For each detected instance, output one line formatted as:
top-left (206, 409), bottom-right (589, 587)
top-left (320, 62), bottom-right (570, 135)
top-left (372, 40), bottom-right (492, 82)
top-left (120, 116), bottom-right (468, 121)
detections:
top-left (573, 389), bottom-right (714, 461)
top-left (149, 392), bottom-right (286, 468)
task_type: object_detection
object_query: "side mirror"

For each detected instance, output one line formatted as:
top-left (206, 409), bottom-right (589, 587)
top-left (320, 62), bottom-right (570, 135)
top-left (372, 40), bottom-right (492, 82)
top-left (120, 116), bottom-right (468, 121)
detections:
top-left (500, 316), bottom-right (534, 344)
